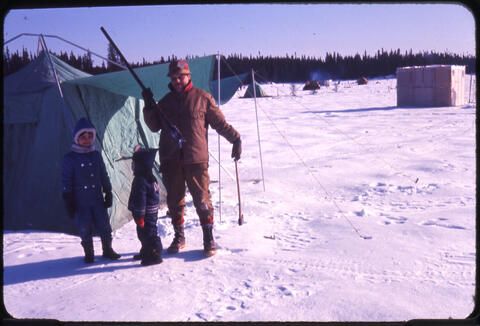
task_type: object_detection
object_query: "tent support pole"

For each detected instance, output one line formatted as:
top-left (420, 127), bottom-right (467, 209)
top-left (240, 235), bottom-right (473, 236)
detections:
top-left (217, 53), bottom-right (222, 222)
top-left (468, 74), bottom-right (473, 103)
top-left (252, 69), bottom-right (266, 191)
top-left (5, 32), bottom-right (127, 70)
top-left (38, 35), bottom-right (74, 135)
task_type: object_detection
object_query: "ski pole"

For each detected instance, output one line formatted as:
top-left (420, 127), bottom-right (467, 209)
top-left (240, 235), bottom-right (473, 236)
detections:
top-left (234, 159), bottom-right (244, 225)
top-left (100, 27), bottom-right (186, 149)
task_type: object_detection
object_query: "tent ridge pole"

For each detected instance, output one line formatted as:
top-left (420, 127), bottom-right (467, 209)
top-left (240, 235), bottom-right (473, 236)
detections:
top-left (5, 32), bottom-right (127, 70)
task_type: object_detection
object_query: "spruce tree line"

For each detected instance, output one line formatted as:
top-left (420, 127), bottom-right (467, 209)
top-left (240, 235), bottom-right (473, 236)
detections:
top-left (3, 46), bottom-right (475, 82)
top-left (218, 49), bottom-right (475, 83)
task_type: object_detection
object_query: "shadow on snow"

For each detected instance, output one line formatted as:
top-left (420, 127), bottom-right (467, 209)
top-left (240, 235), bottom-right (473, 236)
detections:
top-left (3, 248), bottom-right (225, 285)
top-left (4, 255), bottom-right (139, 285)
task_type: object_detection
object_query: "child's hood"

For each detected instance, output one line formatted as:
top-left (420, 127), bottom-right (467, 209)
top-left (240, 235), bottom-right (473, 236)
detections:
top-left (132, 148), bottom-right (158, 172)
top-left (73, 118), bottom-right (96, 144)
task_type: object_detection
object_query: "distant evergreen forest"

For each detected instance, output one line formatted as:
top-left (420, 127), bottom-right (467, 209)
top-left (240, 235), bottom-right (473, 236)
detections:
top-left (3, 46), bottom-right (475, 83)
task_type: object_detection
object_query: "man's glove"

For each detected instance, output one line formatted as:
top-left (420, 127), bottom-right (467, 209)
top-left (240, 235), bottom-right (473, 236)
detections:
top-left (62, 192), bottom-right (75, 219)
top-left (231, 138), bottom-right (242, 161)
top-left (104, 191), bottom-right (113, 208)
top-left (142, 88), bottom-right (156, 110)
top-left (134, 218), bottom-right (145, 228)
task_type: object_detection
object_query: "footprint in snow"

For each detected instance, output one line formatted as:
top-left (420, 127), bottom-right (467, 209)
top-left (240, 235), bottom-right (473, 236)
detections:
top-left (381, 215), bottom-right (408, 225)
top-left (420, 218), bottom-right (466, 230)
top-left (353, 208), bottom-right (375, 217)
top-left (278, 285), bottom-right (294, 296)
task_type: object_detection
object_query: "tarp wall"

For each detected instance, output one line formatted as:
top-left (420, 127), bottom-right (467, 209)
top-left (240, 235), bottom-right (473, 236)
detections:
top-left (60, 83), bottom-right (161, 232)
top-left (209, 73), bottom-right (249, 105)
top-left (69, 56), bottom-right (215, 100)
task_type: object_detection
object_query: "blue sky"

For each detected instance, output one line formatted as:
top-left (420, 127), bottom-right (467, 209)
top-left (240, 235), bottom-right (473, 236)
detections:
top-left (3, 3), bottom-right (475, 66)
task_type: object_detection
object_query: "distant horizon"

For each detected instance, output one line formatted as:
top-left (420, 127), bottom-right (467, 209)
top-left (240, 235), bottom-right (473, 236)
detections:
top-left (3, 36), bottom-right (475, 68)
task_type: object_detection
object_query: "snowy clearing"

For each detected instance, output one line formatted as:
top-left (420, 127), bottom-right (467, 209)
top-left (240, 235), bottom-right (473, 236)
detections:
top-left (3, 76), bottom-right (476, 322)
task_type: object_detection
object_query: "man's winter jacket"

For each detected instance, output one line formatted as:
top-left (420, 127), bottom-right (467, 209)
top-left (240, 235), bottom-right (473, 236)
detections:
top-left (143, 82), bottom-right (240, 164)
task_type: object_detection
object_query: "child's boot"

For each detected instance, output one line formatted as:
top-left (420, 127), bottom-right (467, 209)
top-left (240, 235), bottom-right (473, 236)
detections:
top-left (81, 240), bottom-right (95, 263)
top-left (101, 238), bottom-right (121, 260)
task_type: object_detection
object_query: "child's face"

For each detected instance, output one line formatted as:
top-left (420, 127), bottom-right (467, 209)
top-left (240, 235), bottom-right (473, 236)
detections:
top-left (78, 132), bottom-right (94, 147)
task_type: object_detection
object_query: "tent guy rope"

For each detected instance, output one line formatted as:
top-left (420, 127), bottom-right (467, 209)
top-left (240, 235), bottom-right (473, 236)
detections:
top-left (246, 75), bottom-right (372, 240)
top-left (254, 71), bottom-right (420, 186)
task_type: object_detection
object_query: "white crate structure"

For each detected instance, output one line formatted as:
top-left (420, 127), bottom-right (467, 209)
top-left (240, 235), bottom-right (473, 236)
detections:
top-left (397, 65), bottom-right (466, 107)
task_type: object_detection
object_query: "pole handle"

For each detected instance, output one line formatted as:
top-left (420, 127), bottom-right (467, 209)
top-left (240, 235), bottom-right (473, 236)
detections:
top-left (100, 27), bottom-right (186, 148)
top-left (100, 27), bottom-right (147, 91)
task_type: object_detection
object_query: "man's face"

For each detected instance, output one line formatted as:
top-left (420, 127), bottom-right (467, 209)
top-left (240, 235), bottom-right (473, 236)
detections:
top-left (170, 73), bottom-right (191, 92)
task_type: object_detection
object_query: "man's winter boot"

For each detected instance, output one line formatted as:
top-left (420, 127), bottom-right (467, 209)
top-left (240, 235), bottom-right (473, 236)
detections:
top-left (101, 238), bottom-right (121, 260)
top-left (167, 224), bottom-right (185, 254)
top-left (81, 240), bottom-right (94, 264)
top-left (141, 248), bottom-right (163, 266)
top-left (202, 224), bottom-right (217, 257)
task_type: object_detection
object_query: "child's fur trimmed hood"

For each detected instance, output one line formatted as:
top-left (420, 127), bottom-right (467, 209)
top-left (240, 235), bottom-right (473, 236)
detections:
top-left (73, 118), bottom-right (96, 145)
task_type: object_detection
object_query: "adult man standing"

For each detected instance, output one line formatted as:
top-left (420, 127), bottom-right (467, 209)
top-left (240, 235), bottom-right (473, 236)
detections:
top-left (142, 59), bottom-right (242, 257)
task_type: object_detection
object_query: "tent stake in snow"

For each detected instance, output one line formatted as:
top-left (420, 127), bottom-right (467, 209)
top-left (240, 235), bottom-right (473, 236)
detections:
top-left (100, 26), bottom-right (186, 149)
top-left (235, 159), bottom-right (244, 225)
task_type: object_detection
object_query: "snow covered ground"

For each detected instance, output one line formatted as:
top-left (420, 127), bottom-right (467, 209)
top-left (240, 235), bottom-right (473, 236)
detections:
top-left (3, 76), bottom-right (476, 322)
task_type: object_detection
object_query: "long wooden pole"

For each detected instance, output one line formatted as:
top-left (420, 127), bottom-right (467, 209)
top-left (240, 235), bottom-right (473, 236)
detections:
top-left (100, 27), bottom-right (186, 148)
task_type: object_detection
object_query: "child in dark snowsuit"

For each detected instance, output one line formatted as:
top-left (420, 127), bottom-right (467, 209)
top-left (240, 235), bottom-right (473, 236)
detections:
top-left (128, 145), bottom-right (163, 266)
top-left (62, 117), bottom-right (121, 263)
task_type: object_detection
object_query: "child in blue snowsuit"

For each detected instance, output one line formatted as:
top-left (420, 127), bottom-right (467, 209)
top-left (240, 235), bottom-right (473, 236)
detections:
top-left (62, 117), bottom-right (121, 263)
top-left (128, 145), bottom-right (163, 266)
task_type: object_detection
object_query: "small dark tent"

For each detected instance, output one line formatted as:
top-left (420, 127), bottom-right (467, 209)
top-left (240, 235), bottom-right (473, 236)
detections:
top-left (243, 81), bottom-right (268, 98)
top-left (357, 77), bottom-right (368, 85)
top-left (303, 80), bottom-right (321, 90)
top-left (4, 51), bottom-right (244, 234)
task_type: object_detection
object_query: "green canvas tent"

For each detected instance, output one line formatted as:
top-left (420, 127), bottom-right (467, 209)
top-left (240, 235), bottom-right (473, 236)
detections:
top-left (210, 73), bottom-right (249, 105)
top-left (243, 81), bottom-right (268, 98)
top-left (4, 51), bottom-right (243, 234)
